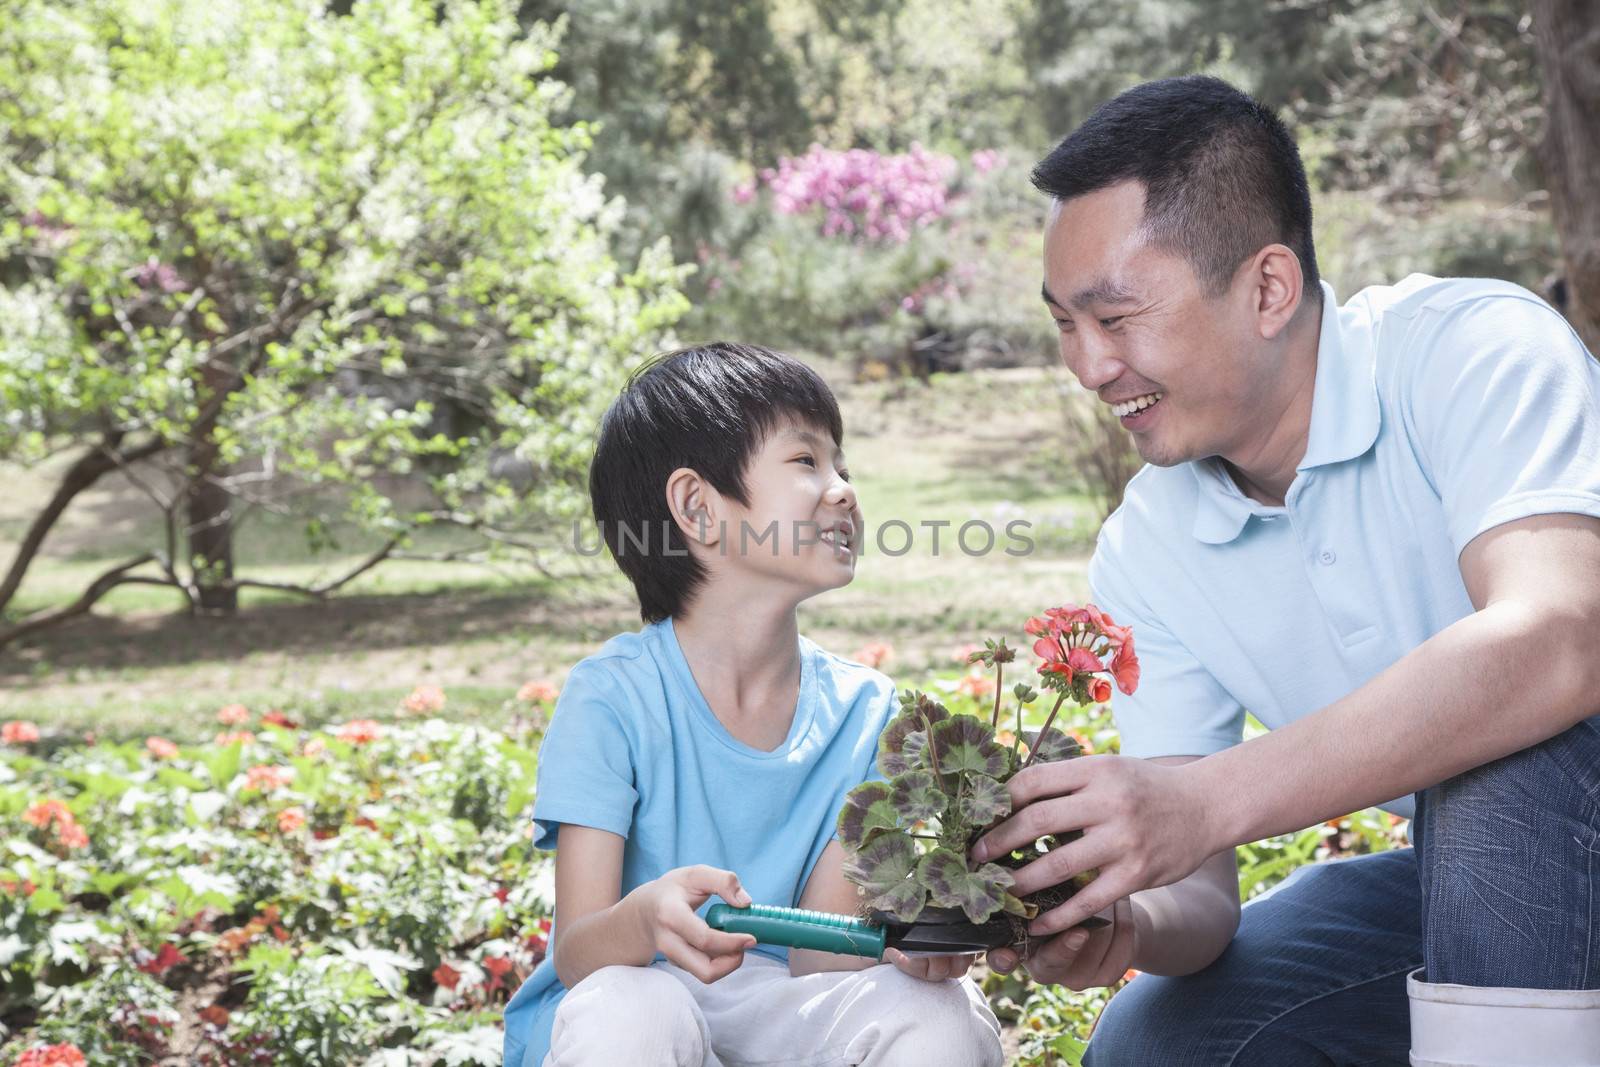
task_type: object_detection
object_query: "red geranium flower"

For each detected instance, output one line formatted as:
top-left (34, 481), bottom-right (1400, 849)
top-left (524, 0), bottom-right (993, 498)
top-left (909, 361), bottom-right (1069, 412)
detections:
top-left (2, 720), bottom-right (40, 744)
top-left (137, 942), bottom-right (185, 975)
top-left (15, 1044), bottom-right (87, 1067)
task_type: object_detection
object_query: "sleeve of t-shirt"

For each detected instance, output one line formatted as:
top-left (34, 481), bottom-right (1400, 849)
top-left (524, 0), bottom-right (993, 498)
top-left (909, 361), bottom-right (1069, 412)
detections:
top-left (1089, 534), bottom-right (1246, 759)
top-left (530, 660), bottom-right (639, 851)
top-left (1404, 289), bottom-right (1600, 558)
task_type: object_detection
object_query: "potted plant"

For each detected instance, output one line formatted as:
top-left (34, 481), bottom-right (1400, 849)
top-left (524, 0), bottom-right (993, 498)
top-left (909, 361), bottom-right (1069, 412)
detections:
top-left (836, 604), bottom-right (1140, 951)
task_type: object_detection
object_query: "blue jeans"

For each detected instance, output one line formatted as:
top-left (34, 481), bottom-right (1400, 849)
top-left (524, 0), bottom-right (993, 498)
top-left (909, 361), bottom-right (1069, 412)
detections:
top-left (1083, 713), bottom-right (1600, 1067)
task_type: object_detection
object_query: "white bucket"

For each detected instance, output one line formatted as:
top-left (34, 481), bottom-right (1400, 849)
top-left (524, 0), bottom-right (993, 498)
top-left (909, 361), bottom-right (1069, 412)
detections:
top-left (1409, 967), bottom-right (1600, 1067)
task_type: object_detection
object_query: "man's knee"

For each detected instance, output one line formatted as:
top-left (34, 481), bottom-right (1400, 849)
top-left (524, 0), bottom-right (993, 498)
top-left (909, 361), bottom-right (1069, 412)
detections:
top-left (548, 965), bottom-right (707, 1065)
top-left (1416, 716), bottom-right (1600, 986)
top-left (1084, 974), bottom-right (1217, 1067)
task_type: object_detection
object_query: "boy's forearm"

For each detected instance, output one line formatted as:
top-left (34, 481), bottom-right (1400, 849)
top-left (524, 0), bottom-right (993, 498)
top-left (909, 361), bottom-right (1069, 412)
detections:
top-left (1127, 858), bottom-right (1240, 976)
top-left (552, 890), bottom-right (657, 989)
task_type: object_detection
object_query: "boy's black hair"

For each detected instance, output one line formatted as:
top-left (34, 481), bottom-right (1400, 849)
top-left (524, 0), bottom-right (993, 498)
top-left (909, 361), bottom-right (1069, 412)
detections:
top-left (588, 342), bottom-right (844, 623)
top-left (1032, 75), bottom-right (1320, 300)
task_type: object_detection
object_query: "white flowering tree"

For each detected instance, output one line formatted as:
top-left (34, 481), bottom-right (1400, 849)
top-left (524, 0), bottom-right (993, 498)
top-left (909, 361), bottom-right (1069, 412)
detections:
top-left (0, 0), bottom-right (687, 646)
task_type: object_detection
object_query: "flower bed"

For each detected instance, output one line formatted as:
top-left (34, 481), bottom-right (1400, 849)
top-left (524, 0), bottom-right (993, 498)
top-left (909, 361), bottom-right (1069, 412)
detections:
top-left (1, 701), bottom-right (553, 1065)
top-left (2, 658), bottom-right (1403, 1066)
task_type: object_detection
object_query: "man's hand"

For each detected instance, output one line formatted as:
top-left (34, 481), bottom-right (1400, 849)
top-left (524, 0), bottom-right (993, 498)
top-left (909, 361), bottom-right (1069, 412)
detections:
top-left (883, 948), bottom-right (977, 982)
top-left (625, 865), bottom-right (758, 983)
top-left (971, 754), bottom-right (1217, 935)
top-left (987, 898), bottom-right (1138, 989)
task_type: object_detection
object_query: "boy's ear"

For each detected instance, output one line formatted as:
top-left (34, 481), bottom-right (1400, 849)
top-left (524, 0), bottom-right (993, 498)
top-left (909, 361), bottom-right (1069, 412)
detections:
top-left (664, 467), bottom-right (723, 548)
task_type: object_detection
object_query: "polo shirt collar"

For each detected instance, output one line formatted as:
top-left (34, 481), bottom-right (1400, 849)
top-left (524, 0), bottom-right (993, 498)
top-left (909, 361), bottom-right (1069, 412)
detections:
top-left (1189, 281), bottom-right (1380, 545)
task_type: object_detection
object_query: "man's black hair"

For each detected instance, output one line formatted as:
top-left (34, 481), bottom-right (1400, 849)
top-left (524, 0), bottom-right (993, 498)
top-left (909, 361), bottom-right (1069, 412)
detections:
top-left (588, 341), bottom-right (844, 623)
top-left (1032, 75), bottom-right (1320, 300)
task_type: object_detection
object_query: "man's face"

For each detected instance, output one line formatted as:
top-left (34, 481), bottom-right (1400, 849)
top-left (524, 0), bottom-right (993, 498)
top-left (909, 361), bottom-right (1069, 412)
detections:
top-left (1042, 181), bottom-right (1267, 467)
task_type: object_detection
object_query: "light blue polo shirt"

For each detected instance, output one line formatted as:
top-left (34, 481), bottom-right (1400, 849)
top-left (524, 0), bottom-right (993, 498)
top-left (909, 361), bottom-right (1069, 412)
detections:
top-left (1090, 275), bottom-right (1600, 817)
top-left (501, 618), bottom-right (896, 1067)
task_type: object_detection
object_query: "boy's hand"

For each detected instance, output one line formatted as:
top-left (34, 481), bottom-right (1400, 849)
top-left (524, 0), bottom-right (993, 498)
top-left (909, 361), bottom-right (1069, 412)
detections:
top-left (883, 948), bottom-right (977, 982)
top-left (626, 865), bottom-right (758, 984)
top-left (987, 899), bottom-right (1137, 990)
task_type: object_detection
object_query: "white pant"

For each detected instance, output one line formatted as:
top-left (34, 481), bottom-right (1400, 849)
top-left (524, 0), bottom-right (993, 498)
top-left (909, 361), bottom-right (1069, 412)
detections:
top-left (543, 954), bottom-right (1004, 1067)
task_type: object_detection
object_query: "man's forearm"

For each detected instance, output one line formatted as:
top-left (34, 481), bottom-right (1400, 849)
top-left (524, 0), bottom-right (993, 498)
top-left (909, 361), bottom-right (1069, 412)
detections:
top-left (1128, 849), bottom-right (1240, 976)
top-left (1191, 599), bottom-right (1597, 852)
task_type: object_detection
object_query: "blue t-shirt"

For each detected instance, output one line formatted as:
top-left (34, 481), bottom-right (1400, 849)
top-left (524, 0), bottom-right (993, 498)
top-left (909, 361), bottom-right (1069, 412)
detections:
top-left (502, 618), bottom-right (896, 1067)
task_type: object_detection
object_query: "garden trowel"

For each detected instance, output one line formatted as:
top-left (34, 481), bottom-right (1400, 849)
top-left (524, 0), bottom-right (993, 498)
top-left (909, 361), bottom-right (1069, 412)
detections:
top-left (705, 902), bottom-right (1106, 960)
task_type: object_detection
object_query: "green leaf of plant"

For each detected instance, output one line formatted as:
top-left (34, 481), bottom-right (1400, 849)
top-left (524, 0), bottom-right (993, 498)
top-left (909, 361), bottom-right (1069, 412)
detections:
top-left (917, 848), bottom-right (1016, 924)
top-left (869, 878), bottom-right (927, 923)
top-left (1022, 727), bottom-right (1082, 764)
top-left (959, 773), bottom-right (1011, 824)
top-left (837, 781), bottom-right (902, 849)
top-left (1052, 1031), bottom-right (1089, 1066)
top-left (931, 715), bottom-right (1007, 778)
top-left (888, 769), bottom-right (944, 823)
top-left (840, 831), bottom-right (918, 896)
top-left (876, 701), bottom-right (950, 777)
top-left (203, 742), bottom-right (243, 788)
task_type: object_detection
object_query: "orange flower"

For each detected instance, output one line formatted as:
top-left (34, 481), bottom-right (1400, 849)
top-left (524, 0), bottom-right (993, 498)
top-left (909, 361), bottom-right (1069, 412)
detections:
top-left (432, 962), bottom-right (462, 990)
top-left (851, 640), bottom-right (894, 669)
top-left (1111, 637), bottom-right (1140, 695)
top-left (1089, 677), bottom-right (1112, 704)
top-left (1065, 647), bottom-right (1104, 673)
top-left (402, 684), bottom-right (446, 715)
top-left (261, 709), bottom-right (299, 729)
top-left (15, 1044), bottom-right (88, 1067)
top-left (216, 704), bottom-right (250, 726)
top-left (22, 801), bottom-right (87, 849)
top-left (244, 764), bottom-right (292, 792)
top-left (23, 799), bottom-right (69, 828)
top-left (146, 736), bottom-right (179, 759)
top-left (214, 730), bottom-right (255, 747)
top-left (516, 679), bottom-right (560, 703)
top-left (276, 806), bottom-right (306, 833)
top-left (2, 720), bottom-right (40, 744)
top-left (336, 719), bottom-right (382, 745)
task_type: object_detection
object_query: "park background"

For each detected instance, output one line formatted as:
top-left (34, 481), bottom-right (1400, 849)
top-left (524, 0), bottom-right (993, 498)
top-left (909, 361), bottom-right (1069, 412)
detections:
top-left (1, 1), bottom-right (1595, 1063)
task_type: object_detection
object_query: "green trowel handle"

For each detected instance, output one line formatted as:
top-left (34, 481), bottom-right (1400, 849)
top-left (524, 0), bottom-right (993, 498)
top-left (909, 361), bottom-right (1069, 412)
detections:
top-left (705, 903), bottom-right (887, 959)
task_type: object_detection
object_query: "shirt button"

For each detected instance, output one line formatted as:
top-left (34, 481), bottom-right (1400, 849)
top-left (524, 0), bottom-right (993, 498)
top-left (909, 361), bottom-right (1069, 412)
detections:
top-left (1318, 549), bottom-right (1337, 565)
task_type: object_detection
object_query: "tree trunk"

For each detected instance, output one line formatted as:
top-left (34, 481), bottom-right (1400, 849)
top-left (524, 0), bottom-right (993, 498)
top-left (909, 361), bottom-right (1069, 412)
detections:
top-left (1532, 1), bottom-right (1600, 353)
top-left (0, 434), bottom-right (166, 617)
top-left (186, 356), bottom-right (239, 615)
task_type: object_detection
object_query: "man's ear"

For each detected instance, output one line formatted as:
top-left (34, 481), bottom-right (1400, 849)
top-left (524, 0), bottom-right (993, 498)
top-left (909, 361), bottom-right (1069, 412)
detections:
top-left (664, 467), bottom-right (723, 549)
top-left (1246, 243), bottom-right (1306, 341)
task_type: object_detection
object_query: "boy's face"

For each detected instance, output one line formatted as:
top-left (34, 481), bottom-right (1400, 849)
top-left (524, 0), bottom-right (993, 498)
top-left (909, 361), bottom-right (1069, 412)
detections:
top-left (713, 417), bottom-right (862, 595)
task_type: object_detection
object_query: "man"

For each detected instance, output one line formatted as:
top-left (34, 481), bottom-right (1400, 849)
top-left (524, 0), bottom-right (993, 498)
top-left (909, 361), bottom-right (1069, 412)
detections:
top-left (970, 75), bottom-right (1600, 1064)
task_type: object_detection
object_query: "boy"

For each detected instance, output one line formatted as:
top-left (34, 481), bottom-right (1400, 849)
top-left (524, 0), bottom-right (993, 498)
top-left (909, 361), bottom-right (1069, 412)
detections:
top-left (502, 343), bottom-right (1004, 1066)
